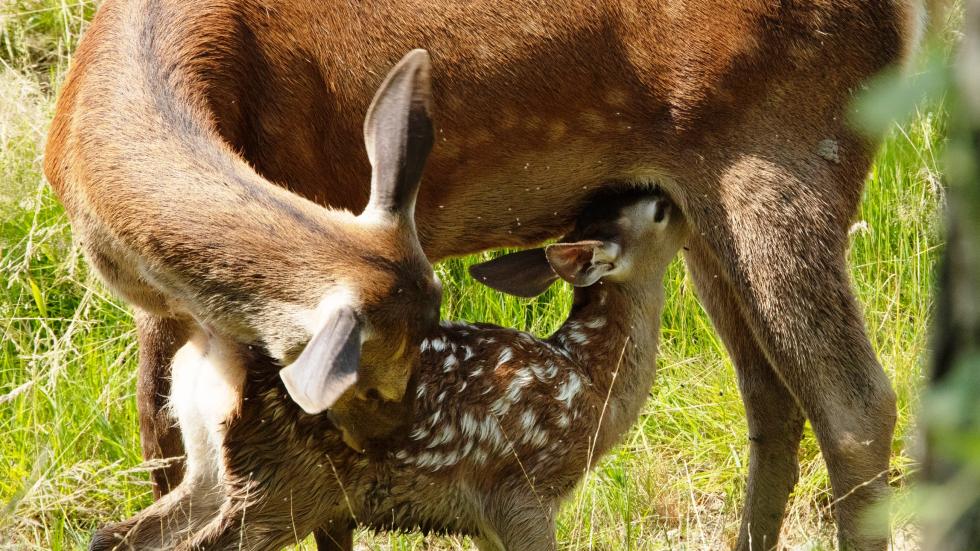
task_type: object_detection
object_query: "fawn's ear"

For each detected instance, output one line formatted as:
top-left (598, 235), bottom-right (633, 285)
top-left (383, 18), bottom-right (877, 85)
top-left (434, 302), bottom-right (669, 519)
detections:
top-left (545, 240), bottom-right (621, 287)
top-left (362, 49), bottom-right (434, 222)
top-left (280, 303), bottom-right (361, 414)
top-left (469, 248), bottom-right (559, 298)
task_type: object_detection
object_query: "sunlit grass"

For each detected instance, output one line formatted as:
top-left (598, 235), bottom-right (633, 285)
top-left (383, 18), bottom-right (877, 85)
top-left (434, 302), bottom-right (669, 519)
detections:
top-left (0, 1), bottom-right (947, 549)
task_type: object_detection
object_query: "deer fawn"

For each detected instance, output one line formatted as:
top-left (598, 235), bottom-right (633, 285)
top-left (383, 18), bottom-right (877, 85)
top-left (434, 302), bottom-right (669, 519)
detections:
top-left (46, 1), bottom-right (923, 548)
top-left (89, 188), bottom-right (687, 551)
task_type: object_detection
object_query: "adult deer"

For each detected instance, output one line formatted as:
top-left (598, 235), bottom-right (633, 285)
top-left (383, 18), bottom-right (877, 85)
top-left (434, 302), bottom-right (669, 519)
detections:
top-left (45, 1), bottom-right (922, 549)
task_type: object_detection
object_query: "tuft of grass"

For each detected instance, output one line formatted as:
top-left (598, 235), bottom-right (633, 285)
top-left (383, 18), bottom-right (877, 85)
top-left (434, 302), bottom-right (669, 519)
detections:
top-left (0, 1), bottom-right (948, 549)
top-left (0, 0), bottom-right (96, 76)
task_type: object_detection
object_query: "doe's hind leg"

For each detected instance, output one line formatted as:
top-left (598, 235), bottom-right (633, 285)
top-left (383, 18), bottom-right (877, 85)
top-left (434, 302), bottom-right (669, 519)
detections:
top-left (686, 234), bottom-right (806, 551)
top-left (684, 144), bottom-right (896, 550)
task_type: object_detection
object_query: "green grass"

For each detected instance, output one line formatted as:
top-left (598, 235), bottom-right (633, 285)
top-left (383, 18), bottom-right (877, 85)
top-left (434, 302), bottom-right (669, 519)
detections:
top-left (0, 1), bottom-right (949, 549)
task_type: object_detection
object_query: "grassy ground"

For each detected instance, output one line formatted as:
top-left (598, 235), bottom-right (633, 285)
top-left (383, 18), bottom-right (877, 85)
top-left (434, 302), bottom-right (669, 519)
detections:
top-left (0, 1), bottom-right (950, 549)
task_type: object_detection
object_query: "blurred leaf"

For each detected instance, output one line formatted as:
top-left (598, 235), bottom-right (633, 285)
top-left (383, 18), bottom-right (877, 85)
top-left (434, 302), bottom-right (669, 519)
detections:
top-left (924, 354), bottom-right (980, 461)
top-left (852, 51), bottom-right (951, 136)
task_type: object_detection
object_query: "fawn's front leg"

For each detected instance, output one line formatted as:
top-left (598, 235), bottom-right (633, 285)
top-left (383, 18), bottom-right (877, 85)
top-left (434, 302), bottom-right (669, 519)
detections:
top-left (477, 494), bottom-right (557, 551)
top-left (314, 522), bottom-right (354, 551)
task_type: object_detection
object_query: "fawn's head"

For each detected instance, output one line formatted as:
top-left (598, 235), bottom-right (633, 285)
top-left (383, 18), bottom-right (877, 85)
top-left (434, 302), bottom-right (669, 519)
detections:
top-left (470, 188), bottom-right (687, 298)
top-left (280, 50), bottom-right (442, 414)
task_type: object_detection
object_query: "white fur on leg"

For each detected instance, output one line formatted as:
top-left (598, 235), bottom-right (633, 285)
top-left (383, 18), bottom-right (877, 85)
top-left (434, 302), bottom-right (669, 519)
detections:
top-left (169, 331), bottom-right (246, 485)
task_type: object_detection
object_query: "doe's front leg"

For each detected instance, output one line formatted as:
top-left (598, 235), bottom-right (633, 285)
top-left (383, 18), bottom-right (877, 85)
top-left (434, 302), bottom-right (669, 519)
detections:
top-left (135, 310), bottom-right (190, 498)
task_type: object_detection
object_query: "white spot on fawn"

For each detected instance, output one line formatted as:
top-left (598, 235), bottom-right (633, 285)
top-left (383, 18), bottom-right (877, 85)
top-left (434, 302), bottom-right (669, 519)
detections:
top-left (496, 348), bottom-right (514, 369)
top-left (460, 412), bottom-right (480, 437)
top-left (428, 424), bottom-right (457, 448)
top-left (585, 317), bottom-right (606, 329)
top-left (548, 120), bottom-right (568, 140)
top-left (439, 449), bottom-right (462, 467)
top-left (531, 363), bottom-right (557, 382)
top-left (472, 448), bottom-right (489, 465)
top-left (556, 372), bottom-right (582, 407)
top-left (527, 427), bottom-right (549, 448)
top-left (505, 370), bottom-right (534, 403)
top-left (543, 363), bottom-right (560, 379)
top-left (557, 413), bottom-right (571, 428)
top-left (410, 425), bottom-right (431, 440)
top-left (478, 416), bottom-right (504, 450)
top-left (521, 409), bottom-right (538, 431)
top-left (443, 354), bottom-right (459, 373)
top-left (415, 451), bottom-right (445, 469)
top-left (490, 396), bottom-right (512, 417)
top-left (427, 338), bottom-right (447, 352)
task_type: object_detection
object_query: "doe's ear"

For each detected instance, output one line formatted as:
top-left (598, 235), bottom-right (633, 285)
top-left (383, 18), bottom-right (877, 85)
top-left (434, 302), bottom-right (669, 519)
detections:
top-left (362, 49), bottom-right (434, 220)
top-left (280, 304), bottom-right (361, 414)
top-left (469, 248), bottom-right (559, 298)
top-left (545, 240), bottom-right (619, 287)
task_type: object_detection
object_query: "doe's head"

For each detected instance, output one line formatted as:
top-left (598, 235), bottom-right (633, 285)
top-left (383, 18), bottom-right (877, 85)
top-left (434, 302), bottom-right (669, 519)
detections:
top-left (280, 50), bottom-right (442, 415)
top-left (470, 188), bottom-right (687, 298)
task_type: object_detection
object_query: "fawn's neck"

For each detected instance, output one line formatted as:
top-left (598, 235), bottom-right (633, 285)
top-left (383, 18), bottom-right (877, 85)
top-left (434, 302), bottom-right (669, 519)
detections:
top-left (549, 276), bottom-right (665, 448)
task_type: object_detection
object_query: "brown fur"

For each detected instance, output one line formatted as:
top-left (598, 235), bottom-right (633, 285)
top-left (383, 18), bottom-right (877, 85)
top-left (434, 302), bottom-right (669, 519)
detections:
top-left (46, 19), bottom-right (443, 442)
top-left (44, 1), bottom-right (919, 549)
